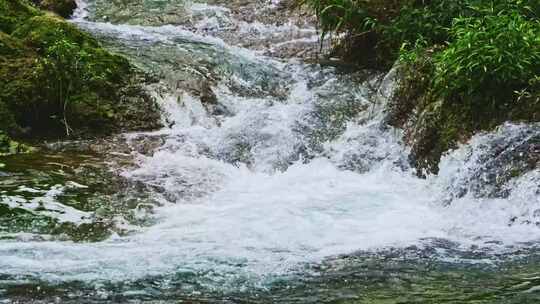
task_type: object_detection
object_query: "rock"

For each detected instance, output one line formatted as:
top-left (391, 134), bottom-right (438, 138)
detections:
top-left (0, 8), bottom-right (162, 143)
top-left (31, 0), bottom-right (77, 18)
top-left (439, 123), bottom-right (540, 202)
top-left (199, 81), bottom-right (218, 105)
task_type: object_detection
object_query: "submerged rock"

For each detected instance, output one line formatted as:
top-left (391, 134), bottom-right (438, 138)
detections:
top-left (0, 149), bottom-right (160, 242)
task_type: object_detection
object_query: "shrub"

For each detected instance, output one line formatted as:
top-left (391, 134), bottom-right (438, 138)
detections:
top-left (383, 1), bottom-right (468, 50)
top-left (434, 12), bottom-right (540, 104)
top-left (300, 0), bottom-right (540, 173)
top-left (299, 0), bottom-right (410, 67)
top-left (301, 0), bottom-right (540, 66)
top-left (299, 0), bottom-right (404, 35)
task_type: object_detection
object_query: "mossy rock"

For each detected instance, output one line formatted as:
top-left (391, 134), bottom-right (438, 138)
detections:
top-left (0, 0), bottom-right (40, 34)
top-left (12, 15), bottom-right (131, 86)
top-left (406, 99), bottom-right (470, 175)
top-left (1, 12), bottom-right (161, 141)
top-left (0, 27), bottom-right (58, 136)
top-left (12, 14), bottom-right (100, 50)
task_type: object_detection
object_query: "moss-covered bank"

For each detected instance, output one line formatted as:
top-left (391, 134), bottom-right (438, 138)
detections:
top-left (301, 0), bottom-right (540, 174)
top-left (0, 0), bottom-right (161, 154)
top-left (387, 51), bottom-right (540, 175)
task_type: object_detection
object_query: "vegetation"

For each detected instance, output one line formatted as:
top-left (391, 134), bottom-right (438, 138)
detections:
top-left (0, 131), bottom-right (32, 155)
top-left (0, 0), bottom-right (39, 33)
top-left (300, 0), bottom-right (540, 174)
top-left (0, 0), bottom-right (161, 154)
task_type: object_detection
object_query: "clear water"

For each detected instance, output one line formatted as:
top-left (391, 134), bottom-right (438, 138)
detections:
top-left (1, 1), bottom-right (539, 302)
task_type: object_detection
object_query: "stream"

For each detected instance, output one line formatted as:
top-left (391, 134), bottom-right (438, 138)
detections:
top-left (1, 0), bottom-right (540, 303)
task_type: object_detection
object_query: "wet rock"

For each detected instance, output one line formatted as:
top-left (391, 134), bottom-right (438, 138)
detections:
top-left (45, 136), bottom-right (158, 159)
top-left (199, 80), bottom-right (218, 105)
top-left (86, 0), bottom-right (321, 60)
top-left (439, 123), bottom-right (540, 202)
top-left (175, 77), bottom-right (218, 105)
top-left (128, 134), bottom-right (167, 156)
top-left (88, 0), bottom-right (190, 26)
top-left (113, 74), bottom-right (163, 133)
top-left (31, 0), bottom-right (77, 18)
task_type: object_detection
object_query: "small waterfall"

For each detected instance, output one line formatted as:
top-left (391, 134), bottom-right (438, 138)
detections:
top-left (0, 0), bottom-right (539, 301)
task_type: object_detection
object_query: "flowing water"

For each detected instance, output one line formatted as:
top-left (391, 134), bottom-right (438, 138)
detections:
top-left (1, 1), bottom-right (540, 303)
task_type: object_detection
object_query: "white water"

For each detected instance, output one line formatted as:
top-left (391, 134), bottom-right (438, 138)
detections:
top-left (1, 0), bottom-right (539, 292)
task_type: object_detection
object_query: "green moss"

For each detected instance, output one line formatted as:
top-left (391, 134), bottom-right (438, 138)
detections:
top-left (0, 94), bottom-right (20, 140)
top-left (0, 0), bottom-right (40, 33)
top-left (11, 15), bottom-right (133, 108)
top-left (0, 0), bottom-right (76, 28)
top-left (0, 131), bottom-right (33, 155)
top-left (13, 15), bottom-right (99, 49)
top-left (409, 99), bottom-right (470, 175)
top-left (0, 29), bottom-right (52, 135)
top-left (0, 6), bottom-right (160, 144)
top-left (11, 14), bottom-right (131, 92)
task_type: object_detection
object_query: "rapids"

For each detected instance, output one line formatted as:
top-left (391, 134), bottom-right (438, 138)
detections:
top-left (0, 0), bottom-right (539, 302)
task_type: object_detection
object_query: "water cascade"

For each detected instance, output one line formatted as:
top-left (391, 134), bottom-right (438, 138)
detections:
top-left (0, 0), bottom-right (539, 302)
